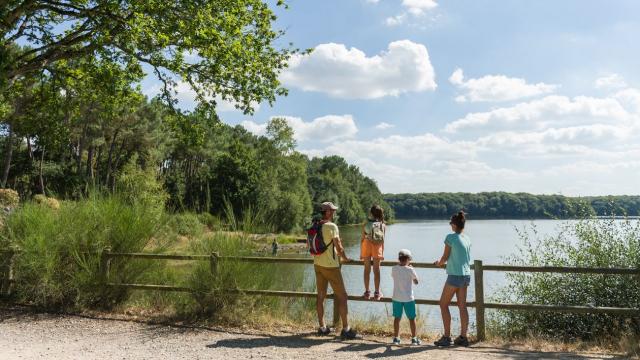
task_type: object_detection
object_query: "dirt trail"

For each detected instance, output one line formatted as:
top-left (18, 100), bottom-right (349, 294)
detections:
top-left (0, 307), bottom-right (628, 360)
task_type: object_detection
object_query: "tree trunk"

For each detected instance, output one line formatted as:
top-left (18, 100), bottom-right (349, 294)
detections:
top-left (94, 145), bottom-right (102, 182)
top-left (26, 135), bottom-right (33, 159)
top-left (86, 145), bottom-right (94, 179)
top-left (76, 123), bottom-right (88, 175)
top-left (1, 124), bottom-right (14, 188)
top-left (109, 138), bottom-right (127, 190)
top-left (38, 147), bottom-right (45, 196)
top-left (105, 128), bottom-right (119, 186)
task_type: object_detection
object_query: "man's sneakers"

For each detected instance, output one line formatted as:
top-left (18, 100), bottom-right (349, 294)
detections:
top-left (434, 335), bottom-right (470, 347)
top-left (454, 335), bottom-right (470, 347)
top-left (340, 327), bottom-right (358, 340)
top-left (317, 326), bottom-right (332, 336)
top-left (392, 337), bottom-right (401, 345)
top-left (434, 335), bottom-right (452, 346)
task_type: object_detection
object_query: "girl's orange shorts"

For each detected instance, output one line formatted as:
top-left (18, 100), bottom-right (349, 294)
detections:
top-left (360, 239), bottom-right (384, 260)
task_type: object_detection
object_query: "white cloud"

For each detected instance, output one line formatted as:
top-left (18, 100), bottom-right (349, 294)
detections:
top-left (385, 0), bottom-right (438, 26)
top-left (444, 94), bottom-right (631, 133)
top-left (144, 80), bottom-right (258, 112)
top-left (449, 68), bottom-right (557, 102)
top-left (281, 40), bottom-right (436, 99)
top-left (403, 0), bottom-right (438, 14)
top-left (374, 122), bottom-right (395, 130)
top-left (385, 14), bottom-right (407, 26)
top-left (241, 115), bottom-right (358, 143)
top-left (595, 73), bottom-right (627, 89)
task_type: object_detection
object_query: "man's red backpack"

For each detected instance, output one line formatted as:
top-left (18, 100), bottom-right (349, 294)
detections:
top-left (306, 220), bottom-right (333, 257)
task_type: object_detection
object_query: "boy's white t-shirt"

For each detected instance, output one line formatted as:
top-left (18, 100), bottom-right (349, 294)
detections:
top-left (391, 264), bottom-right (418, 302)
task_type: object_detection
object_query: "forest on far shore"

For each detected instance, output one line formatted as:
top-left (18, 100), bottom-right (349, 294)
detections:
top-left (384, 192), bottom-right (640, 219)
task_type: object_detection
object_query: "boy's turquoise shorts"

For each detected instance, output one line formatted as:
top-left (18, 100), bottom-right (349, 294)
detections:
top-left (392, 300), bottom-right (416, 320)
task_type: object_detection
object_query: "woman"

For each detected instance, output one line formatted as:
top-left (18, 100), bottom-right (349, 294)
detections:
top-left (434, 211), bottom-right (472, 347)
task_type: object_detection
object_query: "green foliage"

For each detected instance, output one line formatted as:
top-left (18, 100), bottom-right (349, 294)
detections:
top-left (2, 1), bottom-right (298, 114)
top-left (1, 196), bottom-right (164, 309)
top-left (492, 216), bottom-right (640, 340)
top-left (384, 192), bottom-right (640, 219)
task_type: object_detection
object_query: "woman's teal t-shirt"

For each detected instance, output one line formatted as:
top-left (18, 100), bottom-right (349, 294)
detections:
top-left (444, 233), bottom-right (471, 276)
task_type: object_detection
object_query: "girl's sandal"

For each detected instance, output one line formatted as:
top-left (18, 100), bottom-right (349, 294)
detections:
top-left (363, 290), bottom-right (371, 299)
top-left (373, 291), bottom-right (383, 300)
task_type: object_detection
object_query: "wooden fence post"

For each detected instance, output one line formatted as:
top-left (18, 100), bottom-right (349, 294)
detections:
top-left (1, 250), bottom-right (15, 297)
top-left (210, 252), bottom-right (219, 275)
top-left (100, 248), bottom-right (111, 286)
top-left (474, 259), bottom-right (486, 341)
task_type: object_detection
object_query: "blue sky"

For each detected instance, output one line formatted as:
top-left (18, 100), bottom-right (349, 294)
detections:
top-left (145, 0), bottom-right (640, 196)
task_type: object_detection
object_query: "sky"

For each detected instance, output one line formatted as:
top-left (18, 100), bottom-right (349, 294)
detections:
top-left (143, 0), bottom-right (640, 196)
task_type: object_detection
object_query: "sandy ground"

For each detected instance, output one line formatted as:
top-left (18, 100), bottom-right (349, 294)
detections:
top-left (0, 307), bottom-right (629, 360)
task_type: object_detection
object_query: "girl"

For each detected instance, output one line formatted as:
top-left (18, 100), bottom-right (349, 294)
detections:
top-left (434, 211), bottom-right (471, 347)
top-left (361, 204), bottom-right (386, 300)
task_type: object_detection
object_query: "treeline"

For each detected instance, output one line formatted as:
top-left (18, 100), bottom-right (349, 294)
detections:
top-left (385, 192), bottom-right (640, 219)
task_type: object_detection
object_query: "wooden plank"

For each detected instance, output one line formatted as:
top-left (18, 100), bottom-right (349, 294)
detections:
top-left (107, 283), bottom-right (193, 292)
top-left (474, 260), bottom-right (486, 341)
top-left (483, 265), bottom-right (640, 275)
top-left (484, 302), bottom-right (640, 315)
top-left (107, 253), bottom-right (210, 261)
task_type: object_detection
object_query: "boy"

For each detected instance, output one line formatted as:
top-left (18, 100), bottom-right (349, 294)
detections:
top-left (391, 249), bottom-right (420, 345)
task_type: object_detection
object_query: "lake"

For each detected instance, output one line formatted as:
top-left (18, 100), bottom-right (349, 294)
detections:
top-left (294, 219), bottom-right (574, 333)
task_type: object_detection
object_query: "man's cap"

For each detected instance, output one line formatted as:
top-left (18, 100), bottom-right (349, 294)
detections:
top-left (398, 249), bottom-right (412, 259)
top-left (321, 202), bottom-right (338, 211)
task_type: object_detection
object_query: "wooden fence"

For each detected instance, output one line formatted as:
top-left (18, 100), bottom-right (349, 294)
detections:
top-left (1, 249), bottom-right (639, 341)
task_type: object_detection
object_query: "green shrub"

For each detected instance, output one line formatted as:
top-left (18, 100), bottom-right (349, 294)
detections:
top-left (115, 156), bottom-right (167, 212)
top-left (166, 212), bottom-right (205, 238)
top-left (0, 188), bottom-right (19, 208)
top-left (197, 212), bottom-right (222, 230)
top-left (492, 216), bottom-right (640, 340)
top-left (2, 196), bottom-right (165, 309)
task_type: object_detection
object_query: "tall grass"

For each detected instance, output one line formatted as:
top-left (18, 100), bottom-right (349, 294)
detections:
top-left (491, 216), bottom-right (640, 343)
top-left (1, 195), bottom-right (165, 309)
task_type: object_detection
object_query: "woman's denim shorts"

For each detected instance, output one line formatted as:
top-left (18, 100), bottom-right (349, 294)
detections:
top-left (446, 275), bottom-right (471, 288)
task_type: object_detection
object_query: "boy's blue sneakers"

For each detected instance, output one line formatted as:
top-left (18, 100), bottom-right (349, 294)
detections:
top-left (392, 337), bottom-right (401, 345)
top-left (411, 337), bottom-right (421, 345)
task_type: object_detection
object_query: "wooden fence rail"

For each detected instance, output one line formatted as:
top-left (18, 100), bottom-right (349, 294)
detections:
top-left (2, 249), bottom-right (639, 341)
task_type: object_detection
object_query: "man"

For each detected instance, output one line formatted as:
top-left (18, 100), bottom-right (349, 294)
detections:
top-left (314, 201), bottom-right (358, 339)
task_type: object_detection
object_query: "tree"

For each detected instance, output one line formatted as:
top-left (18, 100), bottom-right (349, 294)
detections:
top-left (2, 0), bottom-right (297, 114)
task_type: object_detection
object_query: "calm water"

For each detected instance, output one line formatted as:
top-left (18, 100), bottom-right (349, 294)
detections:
top-left (292, 219), bottom-right (573, 333)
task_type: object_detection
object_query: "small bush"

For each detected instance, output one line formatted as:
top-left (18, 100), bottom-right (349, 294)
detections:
top-left (33, 194), bottom-right (60, 210)
top-left (492, 216), bottom-right (640, 341)
top-left (0, 188), bottom-right (19, 208)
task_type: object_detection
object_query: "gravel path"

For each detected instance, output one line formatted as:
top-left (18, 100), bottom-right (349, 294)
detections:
top-left (0, 307), bottom-right (628, 360)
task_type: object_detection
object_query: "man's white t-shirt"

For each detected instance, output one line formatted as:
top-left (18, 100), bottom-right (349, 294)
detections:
top-left (391, 265), bottom-right (418, 302)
